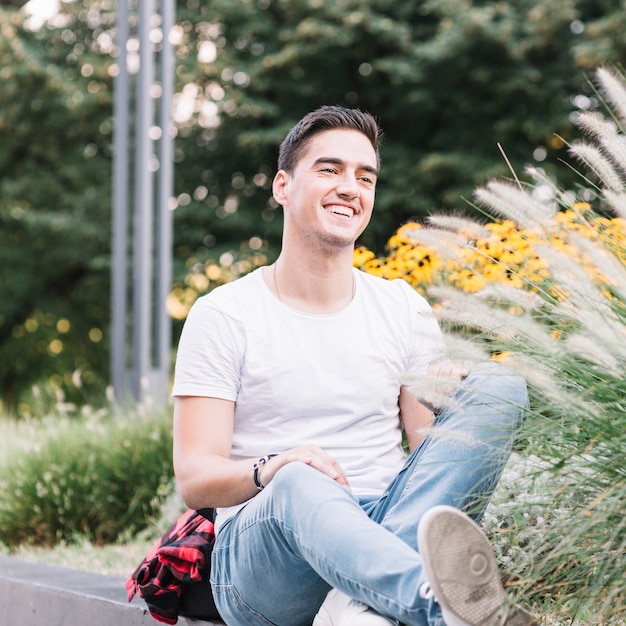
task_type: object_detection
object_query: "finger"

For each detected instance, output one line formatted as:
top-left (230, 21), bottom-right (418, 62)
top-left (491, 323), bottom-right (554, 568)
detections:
top-left (287, 447), bottom-right (351, 488)
top-left (297, 453), bottom-right (349, 487)
top-left (318, 459), bottom-right (350, 487)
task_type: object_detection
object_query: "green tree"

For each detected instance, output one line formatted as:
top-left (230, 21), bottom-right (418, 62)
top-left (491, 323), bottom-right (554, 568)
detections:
top-left (0, 5), bottom-right (115, 412)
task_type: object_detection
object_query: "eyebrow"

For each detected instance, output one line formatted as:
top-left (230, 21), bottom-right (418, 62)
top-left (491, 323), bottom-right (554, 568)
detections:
top-left (312, 157), bottom-right (379, 177)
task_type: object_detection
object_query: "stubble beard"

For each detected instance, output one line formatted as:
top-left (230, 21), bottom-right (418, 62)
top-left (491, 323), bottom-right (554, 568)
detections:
top-left (304, 228), bottom-right (357, 257)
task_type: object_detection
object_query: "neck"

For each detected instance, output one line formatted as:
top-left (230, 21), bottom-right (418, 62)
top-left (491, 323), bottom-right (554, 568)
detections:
top-left (268, 248), bottom-right (356, 314)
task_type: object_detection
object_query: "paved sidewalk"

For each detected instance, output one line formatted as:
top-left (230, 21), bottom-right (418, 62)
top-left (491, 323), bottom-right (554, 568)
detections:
top-left (0, 555), bottom-right (222, 626)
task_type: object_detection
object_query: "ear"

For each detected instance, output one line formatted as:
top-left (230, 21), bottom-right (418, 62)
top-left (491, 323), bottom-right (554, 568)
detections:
top-left (272, 170), bottom-right (290, 207)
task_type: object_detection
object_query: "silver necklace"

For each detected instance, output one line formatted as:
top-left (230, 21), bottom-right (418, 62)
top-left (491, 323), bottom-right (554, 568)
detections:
top-left (272, 263), bottom-right (283, 302)
top-left (272, 263), bottom-right (356, 303)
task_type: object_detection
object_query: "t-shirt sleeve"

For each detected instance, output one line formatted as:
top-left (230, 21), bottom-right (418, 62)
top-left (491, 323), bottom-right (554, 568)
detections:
top-left (398, 280), bottom-right (447, 376)
top-left (171, 295), bottom-right (245, 400)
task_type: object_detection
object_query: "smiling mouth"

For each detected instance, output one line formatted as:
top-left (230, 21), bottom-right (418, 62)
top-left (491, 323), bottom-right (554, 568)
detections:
top-left (325, 204), bottom-right (354, 217)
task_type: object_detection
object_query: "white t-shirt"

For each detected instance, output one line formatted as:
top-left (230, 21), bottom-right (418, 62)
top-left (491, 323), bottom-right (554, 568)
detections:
top-left (172, 267), bottom-right (446, 530)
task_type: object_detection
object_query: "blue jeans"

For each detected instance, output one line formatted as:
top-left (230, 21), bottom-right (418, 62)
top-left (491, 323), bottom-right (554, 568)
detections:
top-left (210, 362), bottom-right (529, 626)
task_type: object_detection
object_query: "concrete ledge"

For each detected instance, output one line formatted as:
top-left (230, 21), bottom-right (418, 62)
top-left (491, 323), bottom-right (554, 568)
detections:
top-left (0, 555), bottom-right (222, 625)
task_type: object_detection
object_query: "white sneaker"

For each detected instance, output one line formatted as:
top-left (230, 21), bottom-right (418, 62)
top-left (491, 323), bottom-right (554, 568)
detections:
top-left (417, 505), bottom-right (537, 626)
top-left (312, 588), bottom-right (398, 626)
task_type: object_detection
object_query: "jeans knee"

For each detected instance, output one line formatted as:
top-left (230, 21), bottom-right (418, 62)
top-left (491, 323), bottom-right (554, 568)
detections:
top-left (468, 360), bottom-right (514, 379)
top-left (466, 361), bottom-right (528, 406)
top-left (271, 460), bottom-right (319, 487)
top-left (267, 461), bottom-right (355, 513)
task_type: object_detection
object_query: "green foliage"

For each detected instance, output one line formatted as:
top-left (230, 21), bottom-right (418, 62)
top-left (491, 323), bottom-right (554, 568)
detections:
top-left (0, 407), bottom-right (174, 547)
top-left (0, 6), bottom-right (114, 410)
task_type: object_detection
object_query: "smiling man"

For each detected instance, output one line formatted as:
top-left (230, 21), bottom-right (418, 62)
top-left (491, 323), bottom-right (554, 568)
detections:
top-left (172, 106), bottom-right (537, 626)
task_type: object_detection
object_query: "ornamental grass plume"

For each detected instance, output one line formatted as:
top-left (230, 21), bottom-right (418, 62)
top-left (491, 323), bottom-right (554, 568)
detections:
top-left (574, 110), bottom-right (626, 177)
top-left (355, 66), bottom-right (626, 623)
top-left (596, 66), bottom-right (626, 122)
top-left (568, 140), bottom-right (623, 192)
top-left (602, 188), bottom-right (626, 220)
top-left (474, 179), bottom-right (558, 227)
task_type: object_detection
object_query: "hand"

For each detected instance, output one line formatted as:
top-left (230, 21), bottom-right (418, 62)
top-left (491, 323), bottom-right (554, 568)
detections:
top-left (412, 360), bottom-right (471, 411)
top-left (257, 444), bottom-right (350, 490)
top-left (426, 359), bottom-right (470, 396)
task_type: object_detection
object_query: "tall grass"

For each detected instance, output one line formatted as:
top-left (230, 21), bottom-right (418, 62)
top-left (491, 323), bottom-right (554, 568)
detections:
top-left (383, 67), bottom-right (626, 623)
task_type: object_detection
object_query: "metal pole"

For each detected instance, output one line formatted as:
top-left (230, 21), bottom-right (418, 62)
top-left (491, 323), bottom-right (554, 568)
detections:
top-left (111, 0), bottom-right (130, 401)
top-left (157, 0), bottom-right (174, 374)
top-left (133, 0), bottom-right (156, 398)
top-left (111, 0), bottom-right (174, 406)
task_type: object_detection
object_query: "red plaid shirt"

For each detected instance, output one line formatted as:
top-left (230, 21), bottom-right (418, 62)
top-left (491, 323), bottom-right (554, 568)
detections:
top-left (126, 508), bottom-right (220, 624)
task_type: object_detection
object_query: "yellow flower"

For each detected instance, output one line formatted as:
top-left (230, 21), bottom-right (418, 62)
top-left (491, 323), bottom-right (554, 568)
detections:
top-left (357, 206), bottom-right (625, 310)
top-left (483, 263), bottom-right (508, 282)
top-left (354, 246), bottom-right (376, 267)
top-left (448, 269), bottom-right (486, 293)
top-left (364, 258), bottom-right (385, 277)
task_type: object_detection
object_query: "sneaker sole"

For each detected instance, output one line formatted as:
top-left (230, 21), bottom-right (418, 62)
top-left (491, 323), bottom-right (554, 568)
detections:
top-left (417, 505), bottom-right (509, 626)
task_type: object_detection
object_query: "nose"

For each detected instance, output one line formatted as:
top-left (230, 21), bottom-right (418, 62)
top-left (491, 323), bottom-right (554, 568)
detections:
top-left (335, 171), bottom-right (360, 199)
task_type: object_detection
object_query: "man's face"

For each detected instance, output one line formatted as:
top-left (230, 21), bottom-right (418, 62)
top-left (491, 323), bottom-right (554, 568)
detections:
top-left (273, 128), bottom-right (379, 252)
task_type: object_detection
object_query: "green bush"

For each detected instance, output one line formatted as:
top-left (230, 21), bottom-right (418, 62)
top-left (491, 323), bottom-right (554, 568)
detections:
top-left (0, 406), bottom-right (174, 547)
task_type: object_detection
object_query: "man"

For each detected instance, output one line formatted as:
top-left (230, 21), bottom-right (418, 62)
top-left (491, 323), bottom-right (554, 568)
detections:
top-left (172, 106), bottom-right (537, 626)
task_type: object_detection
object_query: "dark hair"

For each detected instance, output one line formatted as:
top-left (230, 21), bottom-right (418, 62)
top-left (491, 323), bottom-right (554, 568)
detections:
top-left (277, 105), bottom-right (382, 173)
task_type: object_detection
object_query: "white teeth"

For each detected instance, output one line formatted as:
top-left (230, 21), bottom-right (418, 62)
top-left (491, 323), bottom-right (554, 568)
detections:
top-left (326, 205), bottom-right (353, 217)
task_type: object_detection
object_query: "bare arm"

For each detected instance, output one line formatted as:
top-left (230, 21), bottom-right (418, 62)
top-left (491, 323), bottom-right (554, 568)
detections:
top-left (173, 396), bottom-right (257, 509)
top-left (400, 360), bottom-right (471, 452)
top-left (399, 386), bottom-right (435, 453)
top-left (173, 396), bottom-right (350, 510)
